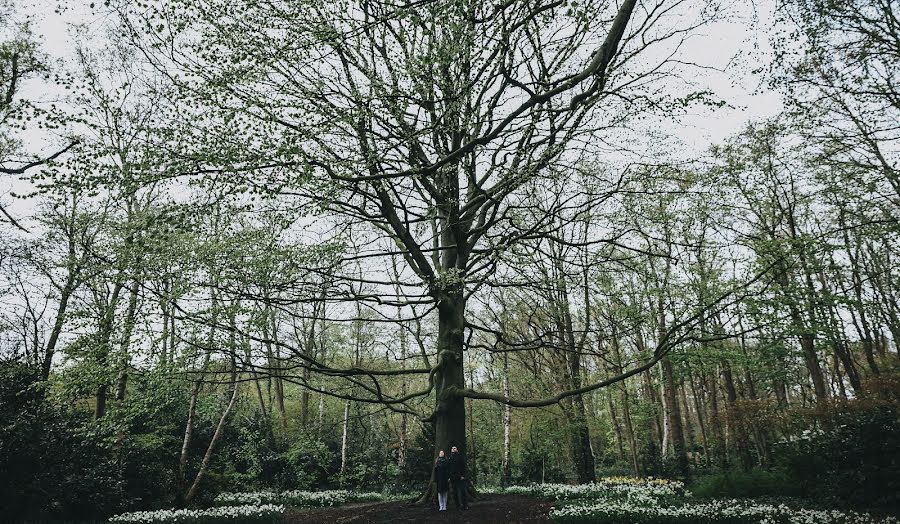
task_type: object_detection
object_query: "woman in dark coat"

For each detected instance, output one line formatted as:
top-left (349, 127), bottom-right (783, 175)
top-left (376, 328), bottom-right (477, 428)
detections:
top-left (434, 449), bottom-right (450, 511)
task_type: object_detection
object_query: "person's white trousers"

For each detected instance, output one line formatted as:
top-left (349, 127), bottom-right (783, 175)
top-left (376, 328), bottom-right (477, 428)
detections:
top-left (438, 491), bottom-right (448, 510)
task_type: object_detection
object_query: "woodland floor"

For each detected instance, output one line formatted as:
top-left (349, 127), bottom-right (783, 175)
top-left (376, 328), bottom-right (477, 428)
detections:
top-left (282, 494), bottom-right (554, 524)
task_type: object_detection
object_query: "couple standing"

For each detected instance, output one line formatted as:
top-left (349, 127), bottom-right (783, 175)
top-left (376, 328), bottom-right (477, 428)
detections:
top-left (433, 446), bottom-right (468, 511)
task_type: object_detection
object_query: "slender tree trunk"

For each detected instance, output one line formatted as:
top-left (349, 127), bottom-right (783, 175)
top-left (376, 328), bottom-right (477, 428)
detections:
top-left (722, 359), bottom-right (752, 469)
top-left (263, 306), bottom-right (287, 430)
top-left (705, 369), bottom-right (726, 467)
top-left (184, 370), bottom-right (239, 503)
top-left (95, 278), bottom-right (126, 420)
top-left (317, 393), bottom-right (325, 436)
top-left (688, 368), bottom-right (710, 466)
top-left (678, 383), bottom-right (696, 456)
top-left (501, 351), bottom-right (512, 486)
top-left (160, 289), bottom-right (170, 364)
top-left (621, 386), bottom-right (641, 476)
top-left (41, 271), bottom-right (77, 381)
top-left (115, 279), bottom-right (141, 403)
top-left (339, 399), bottom-right (351, 485)
top-left (179, 350), bottom-right (212, 489)
top-left (661, 355), bottom-right (688, 475)
top-left (398, 309), bottom-right (409, 469)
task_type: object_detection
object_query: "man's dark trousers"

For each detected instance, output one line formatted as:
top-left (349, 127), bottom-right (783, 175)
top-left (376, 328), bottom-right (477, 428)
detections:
top-left (452, 479), bottom-right (467, 509)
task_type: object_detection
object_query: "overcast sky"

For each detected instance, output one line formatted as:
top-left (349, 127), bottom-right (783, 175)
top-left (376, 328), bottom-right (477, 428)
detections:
top-left (5, 0), bottom-right (785, 225)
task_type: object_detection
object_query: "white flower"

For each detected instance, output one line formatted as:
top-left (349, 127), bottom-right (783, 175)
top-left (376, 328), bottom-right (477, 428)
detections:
top-left (109, 504), bottom-right (285, 523)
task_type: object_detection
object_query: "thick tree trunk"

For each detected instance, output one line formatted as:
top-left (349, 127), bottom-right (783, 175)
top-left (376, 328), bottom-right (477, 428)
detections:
top-left (568, 361), bottom-right (596, 483)
top-left (417, 291), bottom-right (467, 504)
top-left (433, 292), bottom-right (467, 461)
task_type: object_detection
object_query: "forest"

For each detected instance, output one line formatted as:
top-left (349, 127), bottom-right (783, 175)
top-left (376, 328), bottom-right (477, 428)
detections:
top-left (1, 0), bottom-right (898, 523)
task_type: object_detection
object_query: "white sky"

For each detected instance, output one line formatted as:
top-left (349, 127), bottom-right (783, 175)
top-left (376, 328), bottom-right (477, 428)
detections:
top-left (5, 0), bottom-right (784, 226)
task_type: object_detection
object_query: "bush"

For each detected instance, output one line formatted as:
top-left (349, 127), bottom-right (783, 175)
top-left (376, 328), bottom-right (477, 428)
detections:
top-left (775, 403), bottom-right (900, 508)
top-left (690, 469), bottom-right (801, 499)
top-left (225, 420), bottom-right (335, 492)
top-left (0, 361), bottom-right (125, 522)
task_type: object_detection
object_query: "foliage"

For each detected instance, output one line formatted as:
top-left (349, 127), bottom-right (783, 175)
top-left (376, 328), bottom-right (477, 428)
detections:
top-left (0, 361), bottom-right (124, 521)
top-left (225, 420), bottom-right (333, 492)
top-left (690, 469), bottom-right (801, 499)
top-left (775, 403), bottom-right (900, 508)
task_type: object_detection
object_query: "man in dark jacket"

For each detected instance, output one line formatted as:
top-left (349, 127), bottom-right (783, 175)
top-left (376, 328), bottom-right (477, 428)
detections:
top-left (448, 445), bottom-right (468, 509)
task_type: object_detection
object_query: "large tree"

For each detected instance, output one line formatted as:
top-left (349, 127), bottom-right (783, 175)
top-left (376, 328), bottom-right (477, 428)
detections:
top-left (113, 0), bottom-right (750, 491)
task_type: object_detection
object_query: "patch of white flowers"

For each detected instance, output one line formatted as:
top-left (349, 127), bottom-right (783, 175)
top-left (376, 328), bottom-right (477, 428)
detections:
top-left (214, 489), bottom-right (383, 507)
top-left (488, 476), bottom-right (686, 503)
top-left (108, 504), bottom-right (284, 524)
top-left (550, 500), bottom-right (899, 524)
top-left (486, 477), bottom-right (895, 524)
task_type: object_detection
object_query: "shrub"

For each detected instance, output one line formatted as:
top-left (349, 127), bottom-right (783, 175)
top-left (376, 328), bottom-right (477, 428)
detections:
top-left (776, 403), bottom-right (900, 508)
top-left (0, 361), bottom-right (125, 522)
top-left (690, 469), bottom-right (801, 499)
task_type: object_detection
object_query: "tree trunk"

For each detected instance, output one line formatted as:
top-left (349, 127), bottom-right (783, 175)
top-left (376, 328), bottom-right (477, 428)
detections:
top-left (417, 290), bottom-right (467, 504)
top-left (398, 311), bottom-right (409, 469)
top-left (721, 360), bottom-right (752, 469)
top-left (688, 368), bottom-right (710, 466)
top-left (433, 291), bottom-right (467, 461)
top-left (501, 352), bottom-right (512, 486)
top-left (661, 355), bottom-right (688, 476)
top-left (114, 279), bottom-right (141, 403)
top-left (608, 395), bottom-right (626, 463)
top-left (678, 383), bottom-right (696, 456)
top-left (41, 275), bottom-right (76, 381)
top-left (339, 399), bottom-right (351, 485)
top-left (95, 278), bottom-right (126, 420)
top-left (184, 371), bottom-right (239, 503)
top-left (705, 369), bottom-right (726, 467)
top-left (621, 385), bottom-right (642, 476)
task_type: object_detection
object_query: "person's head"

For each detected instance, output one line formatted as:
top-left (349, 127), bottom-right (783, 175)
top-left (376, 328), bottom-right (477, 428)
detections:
top-left (451, 446), bottom-right (459, 454)
top-left (438, 449), bottom-right (445, 458)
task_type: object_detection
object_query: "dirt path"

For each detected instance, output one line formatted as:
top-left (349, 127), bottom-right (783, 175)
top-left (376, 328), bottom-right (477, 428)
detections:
top-left (282, 494), bottom-right (554, 523)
